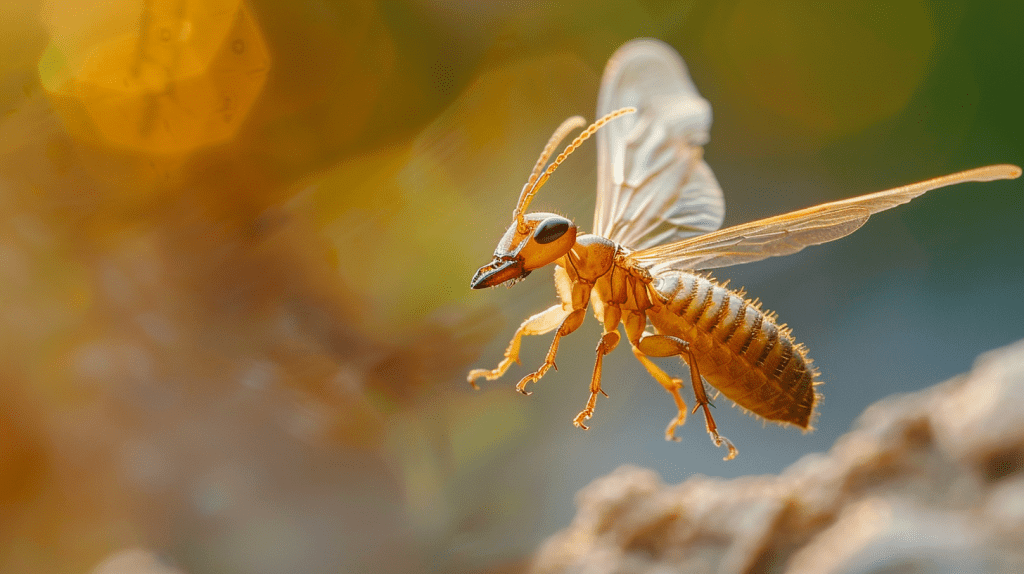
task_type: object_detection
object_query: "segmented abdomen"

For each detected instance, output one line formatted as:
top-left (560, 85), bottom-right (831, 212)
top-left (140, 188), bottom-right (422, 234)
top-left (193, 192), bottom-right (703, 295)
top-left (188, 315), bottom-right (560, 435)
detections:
top-left (646, 271), bottom-right (819, 428)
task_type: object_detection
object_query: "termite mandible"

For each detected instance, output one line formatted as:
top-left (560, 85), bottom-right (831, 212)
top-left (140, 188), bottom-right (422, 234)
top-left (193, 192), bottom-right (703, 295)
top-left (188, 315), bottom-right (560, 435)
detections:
top-left (467, 38), bottom-right (1021, 460)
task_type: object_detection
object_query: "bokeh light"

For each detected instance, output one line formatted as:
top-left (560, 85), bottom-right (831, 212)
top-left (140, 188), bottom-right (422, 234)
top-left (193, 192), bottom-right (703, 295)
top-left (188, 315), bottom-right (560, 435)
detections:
top-left (39, 0), bottom-right (270, 154)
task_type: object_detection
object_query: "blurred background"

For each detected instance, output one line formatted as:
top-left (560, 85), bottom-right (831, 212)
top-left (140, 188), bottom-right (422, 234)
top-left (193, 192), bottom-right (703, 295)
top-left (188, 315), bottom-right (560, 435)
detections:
top-left (0, 1), bottom-right (1021, 572)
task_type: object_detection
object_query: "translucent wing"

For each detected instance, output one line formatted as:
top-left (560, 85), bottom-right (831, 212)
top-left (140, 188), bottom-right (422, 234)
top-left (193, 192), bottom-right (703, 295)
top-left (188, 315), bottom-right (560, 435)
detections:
top-left (594, 39), bottom-right (725, 249)
top-left (632, 165), bottom-right (1022, 274)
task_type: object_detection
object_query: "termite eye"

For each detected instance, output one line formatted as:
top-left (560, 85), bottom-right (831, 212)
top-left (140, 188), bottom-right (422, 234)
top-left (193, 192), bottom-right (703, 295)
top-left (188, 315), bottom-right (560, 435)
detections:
top-left (534, 218), bottom-right (570, 244)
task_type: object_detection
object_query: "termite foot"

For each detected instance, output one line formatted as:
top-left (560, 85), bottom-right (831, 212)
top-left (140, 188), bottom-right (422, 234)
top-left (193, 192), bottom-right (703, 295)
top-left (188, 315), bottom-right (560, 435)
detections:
top-left (515, 375), bottom-right (538, 395)
top-left (709, 431), bottom-right (738, 461)
top-left (664, 416), bottom-right (685, 442)
top-left (573, 410), bottom-right (592, 430)
top-left (467, 369), bottom-right (497, 386)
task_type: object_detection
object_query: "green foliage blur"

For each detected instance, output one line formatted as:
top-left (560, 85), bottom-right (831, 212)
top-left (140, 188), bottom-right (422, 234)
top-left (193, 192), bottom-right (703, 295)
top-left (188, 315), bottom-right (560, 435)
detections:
top-left (0, 1), bottom-right (1020, 573)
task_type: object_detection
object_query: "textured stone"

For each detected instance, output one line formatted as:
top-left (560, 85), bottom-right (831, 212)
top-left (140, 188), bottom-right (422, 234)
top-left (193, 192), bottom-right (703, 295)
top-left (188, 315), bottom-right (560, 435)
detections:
top-left (533, 339), bottom-right (1024, 574)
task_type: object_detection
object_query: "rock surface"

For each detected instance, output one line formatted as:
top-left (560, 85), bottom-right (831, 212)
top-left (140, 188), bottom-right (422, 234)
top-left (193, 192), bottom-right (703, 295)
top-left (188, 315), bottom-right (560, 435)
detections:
top-left (532, 339), bottom-right (1024, 574)
top-left (91, 549), bottom-right (186, 574)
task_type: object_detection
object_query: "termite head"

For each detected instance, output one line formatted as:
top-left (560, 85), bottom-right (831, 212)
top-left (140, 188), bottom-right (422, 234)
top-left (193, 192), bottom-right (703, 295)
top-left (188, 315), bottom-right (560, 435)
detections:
top-left (470, 108), bottom-right (634, 290)
top-left (470, 213), bottom-right (577, 289)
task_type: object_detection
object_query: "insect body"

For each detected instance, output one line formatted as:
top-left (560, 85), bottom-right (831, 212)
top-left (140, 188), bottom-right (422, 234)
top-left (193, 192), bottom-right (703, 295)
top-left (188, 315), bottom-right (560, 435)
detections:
top-left (467, 39), bottom-right (1021, 460)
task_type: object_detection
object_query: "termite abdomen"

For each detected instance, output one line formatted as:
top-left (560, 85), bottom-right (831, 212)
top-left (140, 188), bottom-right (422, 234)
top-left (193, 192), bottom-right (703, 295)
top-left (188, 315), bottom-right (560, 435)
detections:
top-left (649, 272), bottom-right (819, 428)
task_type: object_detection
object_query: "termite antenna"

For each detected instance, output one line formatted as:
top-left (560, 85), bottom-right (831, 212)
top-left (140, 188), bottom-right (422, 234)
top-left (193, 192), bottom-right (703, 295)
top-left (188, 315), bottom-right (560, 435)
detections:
top-left (513, 115), bottom-right (586, 233)
top-left (513, 107), bottom-right (635, 233)
top-left (529, 116), bottom-right (587, 188)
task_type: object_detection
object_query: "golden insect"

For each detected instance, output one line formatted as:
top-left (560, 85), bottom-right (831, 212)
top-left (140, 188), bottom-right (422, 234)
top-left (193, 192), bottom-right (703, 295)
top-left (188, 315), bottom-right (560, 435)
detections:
top-left (467, 38), bottom-right (1021, 460)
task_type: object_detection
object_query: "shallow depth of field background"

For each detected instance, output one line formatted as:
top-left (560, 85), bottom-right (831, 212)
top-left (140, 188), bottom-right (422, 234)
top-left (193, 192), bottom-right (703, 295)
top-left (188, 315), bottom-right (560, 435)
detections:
top-left (1, 1), bottom-right (1022, 573)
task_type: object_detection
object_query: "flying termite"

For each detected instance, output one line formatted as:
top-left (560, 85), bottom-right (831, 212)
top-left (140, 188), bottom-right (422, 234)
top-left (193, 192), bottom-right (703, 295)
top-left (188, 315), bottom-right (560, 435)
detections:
top-left (467, 38), bottom-right (1021, 460)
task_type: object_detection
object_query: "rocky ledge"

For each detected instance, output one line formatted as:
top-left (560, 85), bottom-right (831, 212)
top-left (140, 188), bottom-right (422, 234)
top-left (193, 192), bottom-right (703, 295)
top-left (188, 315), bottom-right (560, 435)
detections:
top-left (532, 339), bottom-right (1024, 574)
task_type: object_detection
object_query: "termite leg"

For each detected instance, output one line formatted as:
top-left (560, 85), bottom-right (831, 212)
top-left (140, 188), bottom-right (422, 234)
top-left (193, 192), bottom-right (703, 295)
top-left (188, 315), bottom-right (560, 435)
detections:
top-left (680, 346), bottom-right (738, 461)
top-left (467, 304), bottom-right (569, 389)
top-left (573, 305), bottom-right (621, 430)
top-left (630, 345), bottom-right (687, 441)
top-left (573, 331), bottom-right (619, 430)
top-left (515, 308), bottom-right (586, 395)
top-left (623, 313), bottom-right (689, 441)
top-left (635, 332), bottom-right (738, 461)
